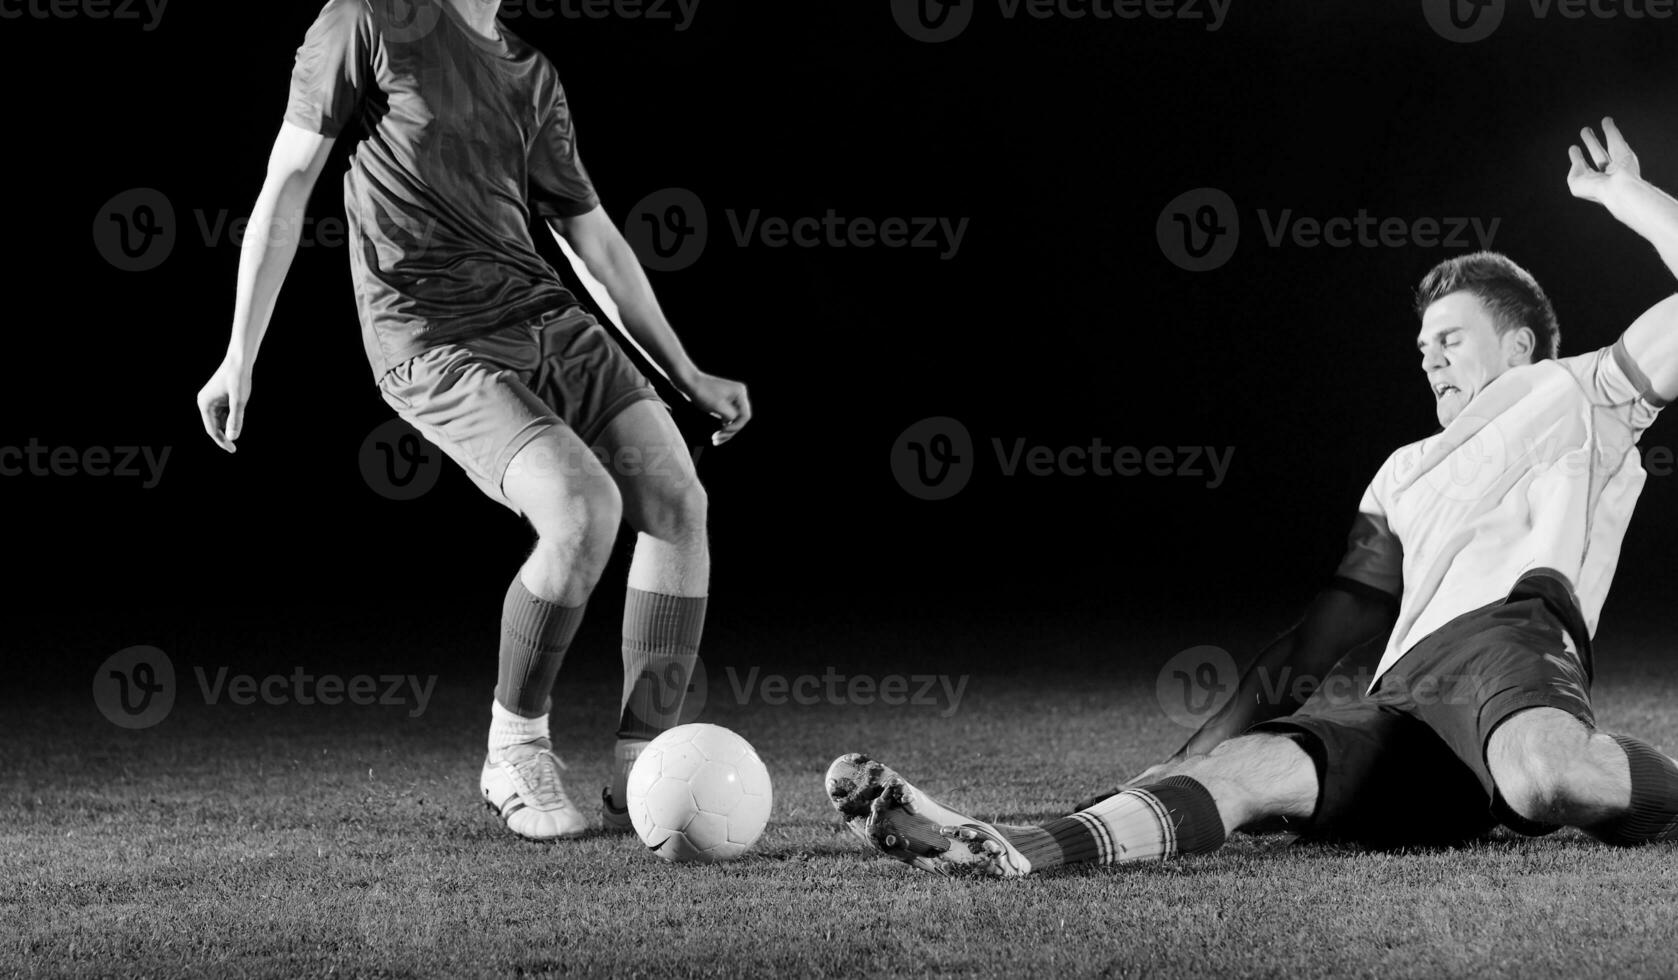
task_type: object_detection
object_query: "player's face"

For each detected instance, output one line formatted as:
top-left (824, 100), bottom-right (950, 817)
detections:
top-left (1417, 290), bottom-right (1533, 427)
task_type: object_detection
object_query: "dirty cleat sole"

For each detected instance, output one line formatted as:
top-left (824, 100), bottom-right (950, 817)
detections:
top-left (827, 753), bottom-right (1031, 877)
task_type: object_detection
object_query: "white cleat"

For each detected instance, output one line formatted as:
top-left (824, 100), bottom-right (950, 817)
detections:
top-left (481, 741), bottom-right (588, 841)
top-left (826, 753), bottom-right (967, 843)
top-left (825, 753), bottom-right (1032, 878)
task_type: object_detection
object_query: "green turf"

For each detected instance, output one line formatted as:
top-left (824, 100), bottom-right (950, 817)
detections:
top-left (8, 635), bottom-right (1678, 979)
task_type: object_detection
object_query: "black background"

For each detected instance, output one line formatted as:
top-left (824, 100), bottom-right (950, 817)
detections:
top-left (4, 0), bottom-right (1676, 690)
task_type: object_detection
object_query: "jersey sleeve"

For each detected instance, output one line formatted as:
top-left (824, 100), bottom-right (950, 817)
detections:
top-left (1560, 337), bottom-right (1667, 438)
top-left (284, 0), bottom-right (376, 139)
top-left (528, 80), bottom-right (600, 220)
top-left (1332, 464), bottom-right (1403, 604)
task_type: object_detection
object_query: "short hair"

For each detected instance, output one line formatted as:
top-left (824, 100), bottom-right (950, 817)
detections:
top-left (1414, 252), bottom-right (1560, 362)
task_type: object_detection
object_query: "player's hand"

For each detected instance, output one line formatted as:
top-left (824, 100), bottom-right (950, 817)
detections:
top-left (1568, 117), bottom-right (1643, 207)
top-left (196, 357), bottom-right (251, 454)
top-left (682, 371), bottom-right (752, 446)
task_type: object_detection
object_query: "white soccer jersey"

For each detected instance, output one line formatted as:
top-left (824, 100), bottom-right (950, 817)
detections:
top-left (1337, 338), bottom-right (1667, 685)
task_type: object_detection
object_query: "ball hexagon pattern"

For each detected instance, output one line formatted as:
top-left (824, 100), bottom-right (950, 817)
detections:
top-left (625, 723), bottom-right (773, 863)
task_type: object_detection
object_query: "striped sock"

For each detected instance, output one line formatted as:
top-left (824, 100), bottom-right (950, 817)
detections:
top-left (1001, 776), bottom-right (1227, 869)
top-left (494, 575), bottom-right (587, 719)
top-left (617, 589), bottom-right (708, 741)
top-left (1590, 735), bottom-right (1678, 845)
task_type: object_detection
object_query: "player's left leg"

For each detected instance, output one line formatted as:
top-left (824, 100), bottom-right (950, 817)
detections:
top-left (592, 399), bottom-right (710, 827)
top-left (827, 732), bottom-right (1317, 877)
top-left (1487, 707), bottom-right (1678, 843)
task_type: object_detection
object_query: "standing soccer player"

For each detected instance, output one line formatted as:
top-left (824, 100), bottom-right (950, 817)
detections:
top-left (195, 0), bottom-right (751, 840)
top-left (828, 118), bottom-right (1678, 875)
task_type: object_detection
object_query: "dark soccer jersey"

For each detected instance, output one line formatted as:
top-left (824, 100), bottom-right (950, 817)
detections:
top-left (284, 0), bottom-right (599, 377)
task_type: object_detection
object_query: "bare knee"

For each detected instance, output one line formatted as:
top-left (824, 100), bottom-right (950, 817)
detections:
top-left (630, 478), bottom-right (708, 545)
top-left (1492, 754), bottom-right (1571, 825)
top-left (531, 475), bottom-right (623, 560)
top-left (1489, 709), bottom-right (1624, 827)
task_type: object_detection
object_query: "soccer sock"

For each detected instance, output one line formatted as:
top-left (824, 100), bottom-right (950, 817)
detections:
top-left (616, 588), bottom-right (708, 742)
top-left (999, 776), bottom-right (1227, 869)
top-left (494, 574), bottom-right (587, 720)
top-left (1590, 735), bottom-right (1678, 845)
top-left (608, 739), bottom-right (649, 809)
top-left (488, 699), bottom-right (550, 755)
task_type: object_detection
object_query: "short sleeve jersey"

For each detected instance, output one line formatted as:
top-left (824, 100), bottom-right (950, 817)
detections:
top-left (285, 0), bottom-right (599, 376)
top-left (1335, 338), bottom-right (1666, 685)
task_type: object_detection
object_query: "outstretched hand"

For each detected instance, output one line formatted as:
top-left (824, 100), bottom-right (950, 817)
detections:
top-left (1568, 117), bottom-right (1642, 207)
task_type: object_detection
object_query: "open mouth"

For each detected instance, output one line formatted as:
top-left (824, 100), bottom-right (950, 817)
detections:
top-left (1432, 382), bottom-right (1461, 401)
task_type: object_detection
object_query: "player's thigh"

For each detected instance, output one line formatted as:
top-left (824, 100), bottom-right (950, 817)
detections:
top-left (380, 344), bottom-right (567, 514)
top-left (1252, 704), bottom-right (1495, 848)
top-left (594, 399), bottom-right (706, 538)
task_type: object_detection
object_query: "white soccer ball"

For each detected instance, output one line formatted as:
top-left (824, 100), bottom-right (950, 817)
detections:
top-left (626, 723), bottom-right (773, 863)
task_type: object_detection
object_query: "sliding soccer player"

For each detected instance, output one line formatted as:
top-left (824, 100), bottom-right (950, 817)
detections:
top-left (195, 0), bottom-right (750, 840)
top-left (830, 118), bottom-right (1678, 875)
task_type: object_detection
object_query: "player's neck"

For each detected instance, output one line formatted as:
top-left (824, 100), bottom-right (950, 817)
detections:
top-left (444, 0), bottom-right (502, 40)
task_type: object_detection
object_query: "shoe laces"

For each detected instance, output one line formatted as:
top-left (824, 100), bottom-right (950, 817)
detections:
top-left (512, 746), bottom-right (574, 810)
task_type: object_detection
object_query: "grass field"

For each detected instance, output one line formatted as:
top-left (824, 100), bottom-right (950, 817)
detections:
top-left (8, 612), bottom-right (1678, 979)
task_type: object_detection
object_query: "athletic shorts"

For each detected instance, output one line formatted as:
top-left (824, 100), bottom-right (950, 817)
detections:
top-left (1252, 576), bottom-right (1595, 847)
top-left (377, 305), bottom-right (663, 513)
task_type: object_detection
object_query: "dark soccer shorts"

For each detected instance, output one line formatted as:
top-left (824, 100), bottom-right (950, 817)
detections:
top-left (378, 305), bottom-right (663, 513)
top-left (1251, 581), bottom-right (1596, 847)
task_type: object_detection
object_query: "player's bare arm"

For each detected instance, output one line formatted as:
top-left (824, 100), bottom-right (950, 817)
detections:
top-left (550, 207), bottom-right (753, 444)
top-left (194, 121), bottom-right (337, 453)
top-left (1570, 117), bottom-right (1678, 401)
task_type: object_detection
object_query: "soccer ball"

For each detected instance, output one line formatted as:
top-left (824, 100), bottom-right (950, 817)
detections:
top-left (626, 723), bottom-right (773, 863)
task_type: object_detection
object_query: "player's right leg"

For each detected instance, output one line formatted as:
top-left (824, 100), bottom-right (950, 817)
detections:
top-left (826, 733), bottom-right (1317, 877)
top-left (380, 343), bottom-right (622, 841)
top-left (476, 428), bottom-right (623, 840)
